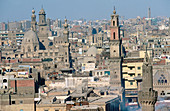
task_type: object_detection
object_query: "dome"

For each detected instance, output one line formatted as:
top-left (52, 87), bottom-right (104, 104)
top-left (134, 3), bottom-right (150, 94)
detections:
top-left (22, 30), bottom-right (39, 44)
top-left (86, 46), bottom-right (97, 56)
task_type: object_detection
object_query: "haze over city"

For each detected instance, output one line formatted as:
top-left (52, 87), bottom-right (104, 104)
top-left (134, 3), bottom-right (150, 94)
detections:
top-left (1, 0), bottom-right (170, 22)
top-left (0, 0), bottom-right (170, 111)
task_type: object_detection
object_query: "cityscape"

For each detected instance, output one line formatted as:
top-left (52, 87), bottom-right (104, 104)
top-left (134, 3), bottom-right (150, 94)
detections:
top-left (0, 0), bottom-right (170, 111)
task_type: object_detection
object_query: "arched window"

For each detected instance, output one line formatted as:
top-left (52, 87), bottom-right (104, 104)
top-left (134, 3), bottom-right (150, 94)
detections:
top-left (3, 79), bottom-right (7, 83)
top-left (113, 32), bottom-right (115, 39)
top-left (113, 21), bottom-right (115, 26)
top-left (34, 46), bottom-right (37, 52)
top-left (28, 46), bottom-right (31, 52)
top-left (158, 74), bottom-right (168, 84)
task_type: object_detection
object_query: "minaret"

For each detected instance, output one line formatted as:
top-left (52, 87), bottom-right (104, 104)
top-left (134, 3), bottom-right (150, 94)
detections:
top-left (138, 49), bottom-right (158, 111)
top-left (38, 7), bottom-right (48, 50)
top-left (63, 17), bottom-right (69, 43)
top-left (148, 8), bottom-right (151, 19)
top-left (148, 8), bottom-right (151, 26)
top-left (31, 8), bottom-right (37, 32)
top-left (38, 7), bottom-right (47, 33)
top-left (109, 7), bottom-right (125, 110)
top-left (109, 7), bottom-right (122, 87)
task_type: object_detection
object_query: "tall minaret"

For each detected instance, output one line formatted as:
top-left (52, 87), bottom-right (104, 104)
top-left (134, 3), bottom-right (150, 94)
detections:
top-left (148, 8), bottom-right (151, 26)
top-left (31, 8), bottom-right (37, 32)
top-left (38, 7), bottom-right (47, 34)
top-left (63, 17), bottom-right (69, 43)
top-left (109, 7), bottom-right (125, 110)
top-left (109, 7), bottom-right (122, 87)
top-left (138, 49), bottom-right (158, 111)
top-left (148, 8), bottom-right (151, 19)
top-left (38, 7), bottom-right (48, 50)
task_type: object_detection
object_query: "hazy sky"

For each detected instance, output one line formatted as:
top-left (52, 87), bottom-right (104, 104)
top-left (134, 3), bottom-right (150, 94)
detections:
top-left (0, 0), bottom-right (170, 22)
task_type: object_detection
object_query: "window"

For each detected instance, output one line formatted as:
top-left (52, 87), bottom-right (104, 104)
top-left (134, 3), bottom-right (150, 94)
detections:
top-left (158, 74), bottom-right (167, 84)
top-left (42, 40), bottom-right (44, 42)
top-left (38, 53), bottom-right (43, 56)
top-left (138, 74), bottom-right (141, 76)
top-left (130, 82), bottom-right (133, 85)
top-left (50, 52), bottom-right (53, 56)
top-left (20, 101), bottom-right (23, 104)
top-left (45, 53), bottom-right (48, 56)
top-left (55, 52), bottom-right (58, 56)
top-left (3, 79), bottom-right (7, 83)
top-left (114, 75), bottom-right (117, 78)
top-left (113, 21), bottom-right (115, 26)
top-left (130, 75), bottom-right (133, 77)
top-left (55, 64), bottom-right (57, 68)
top-left (113, 32), bottom-right (115, 39)
top-left (12, 101), bottom-right (15, 104)
top-left (137, 67), bottom-right (141, 70)
top-left (65, 52), bottom-right (67, 55)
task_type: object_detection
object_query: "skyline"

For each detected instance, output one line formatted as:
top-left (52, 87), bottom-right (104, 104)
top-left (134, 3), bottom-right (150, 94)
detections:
top-left (0, 0), bottom-right (170, 22)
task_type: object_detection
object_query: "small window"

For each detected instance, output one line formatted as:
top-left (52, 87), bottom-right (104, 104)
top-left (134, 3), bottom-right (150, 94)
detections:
top-left (137, 67), bottom-right (141, 70)
top-left (20, 101), bottom-right (23, 104)
top-left (44, 110), bottom-right (48, 111)
top-left (3, 79), bottom-right (7, 83)
top-left (113, 21), bottom-right (115, 26)
top-left (50, 52), bottom-right (53, 56)
top-left (45, 53), bottom-right (48, 56)
top-left (12, 101), bottom-right (15, 104)
top-left (130, 82), bottom-right (133, 85)
top-left (55, 52), bottom-right (58, 56)
top-left (55, 64), bottom-right (57, 68)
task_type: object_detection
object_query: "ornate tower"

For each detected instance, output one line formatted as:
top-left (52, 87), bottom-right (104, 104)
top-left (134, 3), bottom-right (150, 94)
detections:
top-left (138, 50), bottom-right (158, 111)
top-left (109, 7), bottom-right (122, 88)
top-left (38, 7), bottom-right (49, 50)
top-left (31, 8), bottom-right (37, 32)
top-left (63, 18), bottom-right (69, 43)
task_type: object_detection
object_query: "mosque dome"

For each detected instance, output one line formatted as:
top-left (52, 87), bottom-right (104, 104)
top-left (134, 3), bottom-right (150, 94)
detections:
top-left (86, 46), bottom-right (97, 56)
top-left (22, 30), bottom-right (39, 44)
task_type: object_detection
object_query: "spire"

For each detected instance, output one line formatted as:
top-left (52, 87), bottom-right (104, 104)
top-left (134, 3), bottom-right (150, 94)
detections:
top-left (7, 21), bottom-right (9, 31)
top-left (113, 6), bottom-right (116, 15)
top-left (144, 46), bottom-right (151, 65)
top-left (31, 8), bottom-right (37, 31)
top-left (39, 6), bottom-right (45, 14)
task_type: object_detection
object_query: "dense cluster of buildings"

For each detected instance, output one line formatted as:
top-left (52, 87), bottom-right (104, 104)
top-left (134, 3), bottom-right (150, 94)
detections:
top-left (0, 6), bottom-right (170, 111)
